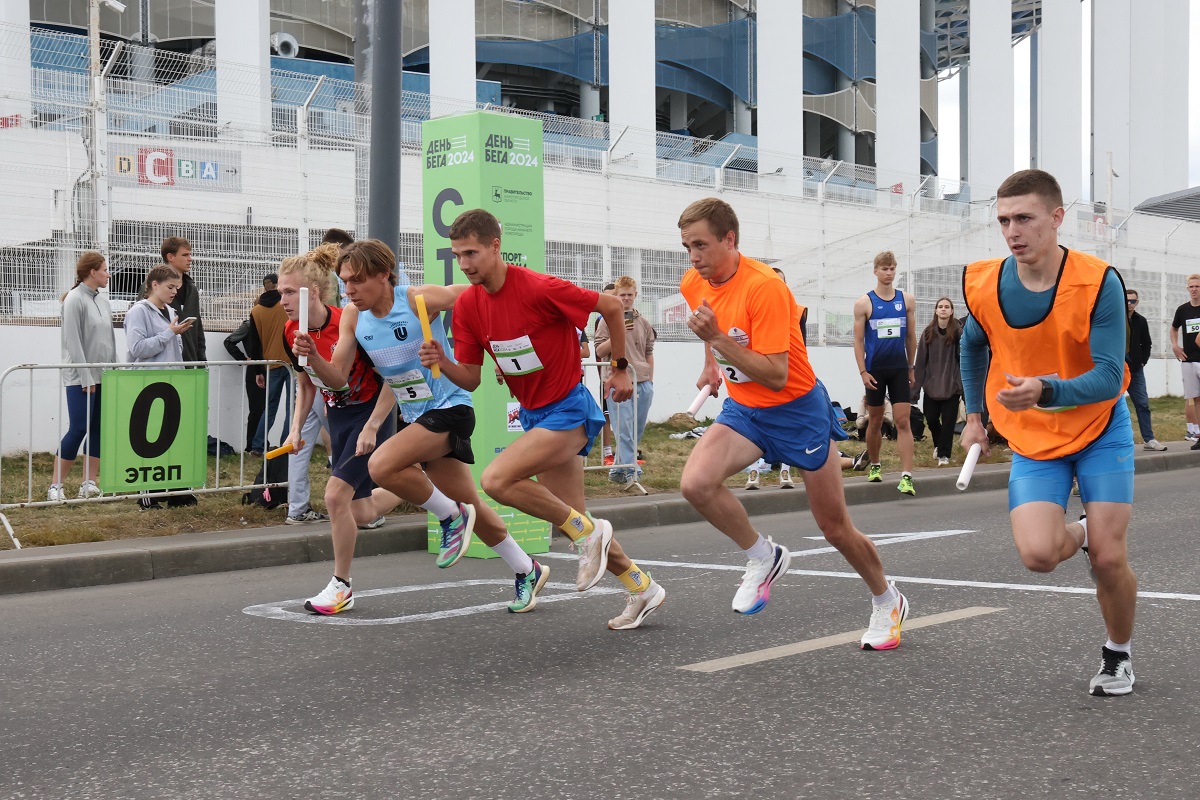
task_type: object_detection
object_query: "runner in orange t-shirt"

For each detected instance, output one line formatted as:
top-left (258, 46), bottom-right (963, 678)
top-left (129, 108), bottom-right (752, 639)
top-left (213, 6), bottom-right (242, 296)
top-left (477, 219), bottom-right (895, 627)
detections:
top-left (677, 197), bottom-right (908, 649)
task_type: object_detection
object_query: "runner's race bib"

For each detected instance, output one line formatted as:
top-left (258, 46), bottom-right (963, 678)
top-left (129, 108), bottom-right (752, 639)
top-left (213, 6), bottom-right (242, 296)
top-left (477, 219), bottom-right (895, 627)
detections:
top-left (388, 369), bottom-right (433, 403)
top-left (491, 335), bottom-right (545, 376)
top-left (874, 317), bottom-right (903, 339)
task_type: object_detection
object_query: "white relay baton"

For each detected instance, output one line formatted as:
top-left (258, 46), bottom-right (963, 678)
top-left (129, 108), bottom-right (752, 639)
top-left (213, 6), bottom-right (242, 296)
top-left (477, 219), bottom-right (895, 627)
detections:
top-left (297, 286), bottom-right (310, 367)
top-left (956, 442), bottom-right (982, 491)
top-left (687, 386), bottom-right (713, 418)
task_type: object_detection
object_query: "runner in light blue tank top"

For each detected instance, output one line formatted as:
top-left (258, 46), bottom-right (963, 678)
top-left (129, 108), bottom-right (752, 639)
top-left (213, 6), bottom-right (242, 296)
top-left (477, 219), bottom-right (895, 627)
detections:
top-left (355, 285), bottom-right (472, 424)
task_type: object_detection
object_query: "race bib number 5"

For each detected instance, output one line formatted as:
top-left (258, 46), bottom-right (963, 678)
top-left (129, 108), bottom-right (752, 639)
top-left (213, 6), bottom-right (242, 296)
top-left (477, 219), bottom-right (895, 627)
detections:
top-left (388, 369), bottom-right (433, 403)
top-left (491, 335), bottom-right (545, 376)
top-left (1185, 317), bottom-right (1200, 335)
top-left (875, 317), bottom-right (903, 339)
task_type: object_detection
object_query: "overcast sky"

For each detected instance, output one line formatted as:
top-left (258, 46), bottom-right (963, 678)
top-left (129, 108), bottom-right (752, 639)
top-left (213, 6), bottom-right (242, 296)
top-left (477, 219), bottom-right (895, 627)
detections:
top-left (935, 0), bottom-right (1198, 200)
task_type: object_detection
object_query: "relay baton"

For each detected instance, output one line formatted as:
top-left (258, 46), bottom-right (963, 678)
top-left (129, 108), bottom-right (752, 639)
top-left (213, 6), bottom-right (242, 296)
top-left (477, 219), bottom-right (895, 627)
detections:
top-left (956, 443), bottom-right (982, 491)
top-left (297, 287), bottom-right (310, 367)
top-left (687, 386), bottom-right (713, 418)
top-left (266, 440), bottom-right (303, 460)
top-left (414, 294), bottom-right (441, 379)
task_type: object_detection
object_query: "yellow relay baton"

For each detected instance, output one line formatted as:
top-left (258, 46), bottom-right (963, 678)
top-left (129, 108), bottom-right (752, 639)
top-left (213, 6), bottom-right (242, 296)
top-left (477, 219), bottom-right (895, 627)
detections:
top-left (266, 440), bottom-right (303, 460)
top-left (414, 293), bottom-right (441, 379)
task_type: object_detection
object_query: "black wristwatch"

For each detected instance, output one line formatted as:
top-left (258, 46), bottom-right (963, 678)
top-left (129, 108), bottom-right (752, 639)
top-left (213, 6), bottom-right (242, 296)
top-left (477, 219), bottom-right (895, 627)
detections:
top-left (1038, 382), bottom-right (1054, 407)
top-left (611, 357), bottom-right (629, 371)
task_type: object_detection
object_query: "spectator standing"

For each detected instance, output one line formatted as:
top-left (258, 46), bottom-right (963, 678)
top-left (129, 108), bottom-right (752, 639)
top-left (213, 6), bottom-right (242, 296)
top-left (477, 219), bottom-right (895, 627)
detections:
top-left (49, 251), bottom-right (117, 502)
top-left (853, 251), bottom-right (919, 495)
top-left (1125, 289), bottom-right (1166, 450)
top-left (124, 265), bottom-right (191, 365)
top-left (595, 276), bottom-right (656, 487)
top-left (124, 265), bottom-right (196, 509)
top-left (223, 317), bottom-right (266, 454)
top-left (249, 274), bottom-right (293, 453)
top-left (1169, 274), bottom-right (1200, 445)
top-left (912, 297), bottom-right (963, 466)
top-left (162, 237), bottom-right (206, 363)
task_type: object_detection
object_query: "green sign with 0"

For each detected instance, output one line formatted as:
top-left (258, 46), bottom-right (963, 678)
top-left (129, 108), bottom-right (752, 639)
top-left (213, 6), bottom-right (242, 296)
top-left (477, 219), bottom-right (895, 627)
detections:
top-left (99, 369), bottom-right (209, 493)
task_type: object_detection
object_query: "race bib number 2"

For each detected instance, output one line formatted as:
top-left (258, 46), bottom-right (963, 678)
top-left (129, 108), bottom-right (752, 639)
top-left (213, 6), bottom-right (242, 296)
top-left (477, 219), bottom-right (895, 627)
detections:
top-left (491, 335), bottom-right (545, 376)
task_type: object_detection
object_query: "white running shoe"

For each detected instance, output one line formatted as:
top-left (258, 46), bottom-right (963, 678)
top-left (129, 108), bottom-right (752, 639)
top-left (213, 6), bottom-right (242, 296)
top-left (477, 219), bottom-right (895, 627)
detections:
top-left (731, 537), bottom-right (791, 614)
top-left (575, 519), bottom-right (614, 591)
top-left (608, 579), bottom-right (666, 630)
top-left (937, 457), bottom-right (949, 466)
top-left (860, 583), bottom-right (909, 650)
top-left (1143, 439), bottom-right (1167, 451)
top-left (304, 577), bottom-right (354, 615)
top-left (47, 484), bottom-right (65, 502)
top-left (778, 465), bottom-right (794, 489)
top-left (1089, 647), bottom-right (1135, 696)
top-left (77, 479), bottom-right (101, 499)
top-left (744, 470), bottom-right (760, 490)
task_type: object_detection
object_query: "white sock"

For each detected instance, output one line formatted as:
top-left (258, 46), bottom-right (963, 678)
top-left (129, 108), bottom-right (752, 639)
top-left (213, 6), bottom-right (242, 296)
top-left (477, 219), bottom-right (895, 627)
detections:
top-left (1105, 639), bottom-right (1131, 655)
top-left (1190, 424), bottom-right (1199, 434)
top-left (492, 535), bottom-right (534, 575)
top-left (603, 445), bottom-right (613, 457)
top-left (421, 486), bottom-right (460, 521)
top-left (872, 583), bottom-right (899, 606)
top-left (1077, 516), bottom-right (1089, 550)
top-left (744, 534), bottom-right (773, 561)
top-left (901, 471), bottom-right (912, 478)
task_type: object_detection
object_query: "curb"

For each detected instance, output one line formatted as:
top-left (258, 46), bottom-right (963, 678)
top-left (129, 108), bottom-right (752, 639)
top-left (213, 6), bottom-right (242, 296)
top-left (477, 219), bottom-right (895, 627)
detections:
top-left (2, 448), bottom-right (1197, 596)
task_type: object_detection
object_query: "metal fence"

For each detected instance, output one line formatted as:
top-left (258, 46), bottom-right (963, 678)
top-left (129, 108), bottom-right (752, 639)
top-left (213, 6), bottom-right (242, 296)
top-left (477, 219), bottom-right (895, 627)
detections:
top-left (579, 360), bottom-right (645, 495)
top-left (0, 359), bottom-right (294, 548)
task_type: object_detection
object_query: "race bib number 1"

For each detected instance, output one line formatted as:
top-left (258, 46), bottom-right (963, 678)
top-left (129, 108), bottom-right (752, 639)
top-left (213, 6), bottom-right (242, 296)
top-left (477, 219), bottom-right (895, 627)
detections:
top-left (491, 335), bottom-right (545, 376)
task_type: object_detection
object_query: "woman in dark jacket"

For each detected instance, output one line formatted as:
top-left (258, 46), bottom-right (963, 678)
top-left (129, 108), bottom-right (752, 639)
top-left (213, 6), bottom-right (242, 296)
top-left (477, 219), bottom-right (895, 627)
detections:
top-left (913, 297), bottom-right (963, 465)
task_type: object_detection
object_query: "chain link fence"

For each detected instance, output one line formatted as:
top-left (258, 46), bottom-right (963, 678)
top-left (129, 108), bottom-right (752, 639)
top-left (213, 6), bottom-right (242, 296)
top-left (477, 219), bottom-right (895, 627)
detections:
top-left (3, 21), bottom-right (1200, 359)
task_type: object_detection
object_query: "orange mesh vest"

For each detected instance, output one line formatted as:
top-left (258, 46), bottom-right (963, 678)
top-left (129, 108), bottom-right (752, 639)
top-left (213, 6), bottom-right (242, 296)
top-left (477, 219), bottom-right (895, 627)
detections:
top-left (962, 249), bottom-right (1130, 460)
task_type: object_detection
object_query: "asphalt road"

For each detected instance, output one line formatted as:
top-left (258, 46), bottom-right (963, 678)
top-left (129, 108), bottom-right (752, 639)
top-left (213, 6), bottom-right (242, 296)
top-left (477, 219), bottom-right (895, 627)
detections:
top-left (2, 469), bottom-right (1198, 800)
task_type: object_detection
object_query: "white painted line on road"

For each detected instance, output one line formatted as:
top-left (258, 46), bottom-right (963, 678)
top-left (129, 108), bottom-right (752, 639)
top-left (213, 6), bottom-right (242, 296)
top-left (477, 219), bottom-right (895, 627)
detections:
top-left (242, 579), bottom-right (621, 626)
top-left (678, 606), bottom-right (1005, 673)
top-left (804, 529), bottom-right (975, 542)
top-left (537, 553), bottom-right (1200, 602)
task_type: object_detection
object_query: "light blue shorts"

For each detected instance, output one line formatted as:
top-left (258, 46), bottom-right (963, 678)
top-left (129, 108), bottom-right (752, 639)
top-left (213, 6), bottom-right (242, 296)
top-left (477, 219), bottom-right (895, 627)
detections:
top-left (518, 382), bottom-right (605, 457)
top-left (1007, 400), bottom-right (1135, 510)
top-left (715, 380), bottom-right (849, 472)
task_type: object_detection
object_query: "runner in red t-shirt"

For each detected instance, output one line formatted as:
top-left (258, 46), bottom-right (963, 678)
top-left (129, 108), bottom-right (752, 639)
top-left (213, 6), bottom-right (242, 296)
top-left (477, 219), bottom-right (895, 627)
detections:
top-left (677, 198), bottom-right (908, 650)
top-left (420, 208), bottom-right (666, 630)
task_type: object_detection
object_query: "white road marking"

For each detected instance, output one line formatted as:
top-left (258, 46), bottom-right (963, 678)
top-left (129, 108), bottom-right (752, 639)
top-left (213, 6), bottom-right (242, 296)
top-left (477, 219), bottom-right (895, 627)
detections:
top-left (679, 606), bottom-right (1005, 673)
top-left (804, 529), bottom-right (975, 542)
top-left (241, 580), bottom-right (621, 625)
top-left (536, 552), bottom-right (1200, 602)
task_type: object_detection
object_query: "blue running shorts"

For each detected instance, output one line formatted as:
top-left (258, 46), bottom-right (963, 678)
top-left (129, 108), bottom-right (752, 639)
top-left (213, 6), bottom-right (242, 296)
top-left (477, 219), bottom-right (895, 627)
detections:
top-left (715, 380), bottom-right (849, 472)
top-left (518, 382), bottom-right (605, 456)
top-left (1007, 400), bottom-right (1134, 510)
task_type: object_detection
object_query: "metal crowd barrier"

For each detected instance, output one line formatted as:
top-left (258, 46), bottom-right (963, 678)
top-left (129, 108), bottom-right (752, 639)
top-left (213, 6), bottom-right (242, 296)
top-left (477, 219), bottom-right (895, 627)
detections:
top-left (0, 359), bottom-right (294, 549)
top-left (580, 360), bottom-right (646, 495)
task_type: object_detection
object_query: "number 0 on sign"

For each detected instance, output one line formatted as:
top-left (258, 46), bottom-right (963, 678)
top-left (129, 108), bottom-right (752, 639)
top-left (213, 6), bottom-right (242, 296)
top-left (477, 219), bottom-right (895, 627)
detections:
top-left (99, 369), bottom-right (210, 493)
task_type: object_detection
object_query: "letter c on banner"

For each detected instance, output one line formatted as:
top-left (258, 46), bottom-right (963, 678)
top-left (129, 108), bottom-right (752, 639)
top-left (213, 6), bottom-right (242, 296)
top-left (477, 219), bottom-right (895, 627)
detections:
top-left (129, 382), bottom-right (183, 459)
top-left (432, 187), bottom-right (464, 237)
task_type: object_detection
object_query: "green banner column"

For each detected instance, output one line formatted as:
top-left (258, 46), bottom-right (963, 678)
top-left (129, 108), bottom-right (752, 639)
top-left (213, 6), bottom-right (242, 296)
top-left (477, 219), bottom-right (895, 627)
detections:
top-left (422, 111), bottom-right (548, 557)
top-left (99, 369), bottom-right (210, 493)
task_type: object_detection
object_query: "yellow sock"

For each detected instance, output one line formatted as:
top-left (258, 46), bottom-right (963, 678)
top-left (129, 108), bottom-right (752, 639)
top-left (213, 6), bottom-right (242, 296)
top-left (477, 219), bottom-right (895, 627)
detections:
top-left (617, 563), bottom-right (650, 593)
top-left (558, 508), bottom-right (595, 542)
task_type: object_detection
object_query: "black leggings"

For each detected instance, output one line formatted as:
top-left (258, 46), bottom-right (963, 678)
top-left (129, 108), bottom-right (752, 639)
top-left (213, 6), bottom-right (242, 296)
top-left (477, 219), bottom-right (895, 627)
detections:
top-left (924, 394), bottom-right (960, 459)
